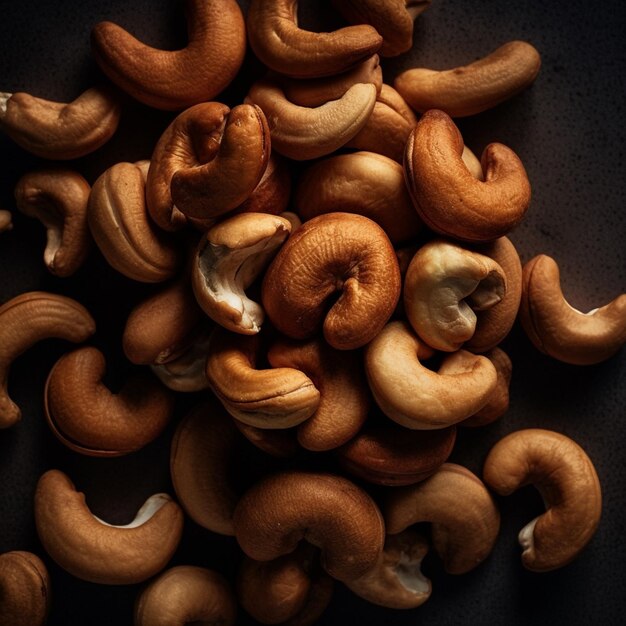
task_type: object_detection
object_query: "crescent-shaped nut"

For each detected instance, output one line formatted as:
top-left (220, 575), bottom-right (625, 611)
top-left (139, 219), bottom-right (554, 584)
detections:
top-left (394, 40), bottom-right (541, 117)
top-left (294, 151), bottom-right (422, 245)
top-left (365, 321), bottom-right (497, 429)
top-left (0, 551), bottom-right (50, 626)
top-left (88, 161), bottom-right (181, 283)
top-left (246, 79), bottom-right (377, 160)
top-left (262, 213), bottom-right (401, 350)
top-left (233, 471), bottom-right (385, 582)
top-left (403, 239), bottom-right (507, 351)
top-left (519, 254), bottom-right (626, 365)
top-left (191, 213), bottom-right (292, 334)
top-left (404, 109), bottom-right (531, 242)
top-left (246, 0), bottom-right (382, 78)
top-left (483, 429), bottom-right (602, 572)
top-left (0, 209), bottom-right (13, 233)
top-left (0, 291), bottom-right (96, 428)
top-left (91, 0), bottom-right (245, 110)
top-left (34, 469), bottom-right (184, 584)
top-left (134, 566), bottom-right (237, 626)
top-left (267, 336), bottom-right (370, 451)
top-left (385, 463), bottom-right (500, 574)
top-left (44, 346), bottom-right (175, 457)
top-left (205, 327), bottom-right (320, 428)
top-left (0, 86), bottom-right (120, 159)
top-left (14, 169), bottom-right (91, 277)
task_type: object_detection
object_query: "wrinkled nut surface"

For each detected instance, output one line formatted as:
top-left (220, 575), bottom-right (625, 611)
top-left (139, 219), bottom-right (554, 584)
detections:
top-left (262, 212), bottom-right (401, 350)
top-left (386, 463), bottom-right (501, 574)
top-left (0, 86), bottom-right (120, 159)
top-left (134, 565), bottom-right (237, 626)
top-left (394, 40), bottom-right (541, 117)
top-left (0, 291), bottom-right (96, 428)
top-left (403, 239), bottom-right (507, 351)
top-left (235, 153), bottom-right (292, 216)
top-left (34, 469), bottom-right (184, 585)
top-left (246, 0), bottom-right (382, 78)
top-left (0, 551), bottom-right (50, 626)
top-left (44, 346), bottom-right (175, 457)
top-left (519, 254), bottom-right (626, 365)
top-left (14, 169), bottom-right (91, 277)
top-left (233, 471), bottom-right (385, 583)
top-left (483, 429), bottom-right (602, 572)
top-left (404, 109), bottom-right (531, 242)
top-left (91, 0), bottom-right (245, 110)
top-left (192, 212), bottom-right (292, 334)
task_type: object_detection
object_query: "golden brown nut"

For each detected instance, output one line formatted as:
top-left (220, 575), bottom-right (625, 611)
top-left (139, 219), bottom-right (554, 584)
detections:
top-left (235, 153), bottom-right (292, 216)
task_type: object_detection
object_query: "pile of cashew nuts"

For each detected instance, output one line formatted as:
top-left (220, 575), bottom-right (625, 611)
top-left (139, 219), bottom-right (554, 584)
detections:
top-left (1, 1), bottom-right (625, 625)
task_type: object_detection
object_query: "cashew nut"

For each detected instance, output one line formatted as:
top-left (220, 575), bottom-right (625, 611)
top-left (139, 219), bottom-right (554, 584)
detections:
top-left (236, 153), bottom-right (292, 216)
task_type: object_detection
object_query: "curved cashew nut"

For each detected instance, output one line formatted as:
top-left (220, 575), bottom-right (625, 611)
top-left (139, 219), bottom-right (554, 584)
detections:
top-left (0, 209), bottom-right (12, 233)
top-left (246, 0), bottom-right (382, 78)
top-left (91, 0), bottom-right (245, 110)
top-left (0, 551), bottom-right (50, 626)
top-left (519, 254), bottom-right (626, 365)
top-left (395, 40), bottom-right (541, 117)
top-left (385, 463), bottom-right (500, 574)
top-left (134, 566), bottom-right (237, 626)
top-left (483, 429), bottom-right (602, 572)
top-left (0, 291), bottom-right (96, 428)
top-left (235, 153), bottom-right (292, 216)
top-left (365, 321), bottom-right (497, 429)
top-left (0, 86), bottom-right (120, 159)
top-left (404, 109), bottom-right (531, 242)
top-left (34, 469), bottom-right (184, 584)
top-left (14, 169), bottom-right (91, 277)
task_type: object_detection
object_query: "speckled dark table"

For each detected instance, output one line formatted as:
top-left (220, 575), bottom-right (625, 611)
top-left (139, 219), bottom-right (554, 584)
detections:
top-left (1, 1), bottom-right (625, 625)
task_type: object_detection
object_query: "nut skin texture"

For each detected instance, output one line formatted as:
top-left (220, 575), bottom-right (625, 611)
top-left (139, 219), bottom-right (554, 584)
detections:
top-left (404, 109), bottom-right (531, 242)
top-left (0, 291), bottom-right (96, 428)
top-left (394, 40), bottom-right (541, 117)
top-left (483, 429), bottom-right (602, 572)
top-left (134, 565), bottom-right (237, 626)
top-left (34, 469), bottom-right (184, 585)
top-left (0, 551), bottom-right (50, 626)
top-left (262, 213), bottom-right (401, 350)
top-left (235, 153), bottom-right (292, 216)
top-left (0, 86), bottom-right (120, 159)
top-left (519, 254), bottom-right (626, 365)
top-left (91, 0), bottom-right (245, 110)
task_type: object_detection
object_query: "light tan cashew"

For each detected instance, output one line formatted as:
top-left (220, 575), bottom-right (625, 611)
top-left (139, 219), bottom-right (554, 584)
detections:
top-left (461, 145), bottom-right (484, 180)
top-left (0, 551), bottom-right (50, 626)
top-left (519, 254), bottom-right (626, 365)
top-left (395, 40), bottom-right (541, 117)
top-left (294, 151), bottom-right (422, 245)
top-left (91, 0), bottom-right (245, 110)
top-left (385, 463), bottom-right (500, 574)
top-left (246, 0), bottom-right (382, 78)
top-left (0, 291), bottom-right (96, 428)
top-left (88, 160), bottom-right (181, 283)
top-left (0, 209), bottom-right (13, 233)
top-left (34, 469), bottom-right (184, 584)
top-left (0, 86), bottom-right (120, 159)
top-left (191, 213), bottom-right (292, 334)
top-left (365, 321), bottom-right (497, 429)
top-left (134, 565), bottom-right (237, 626)
top-left (14, 169), bottom-right (91, 277)
top-left (483, 429), bottom-right (602, 572)
top-left (246, 79), bottom-right (377, 160)
top-left (404, 109), bottom-right (531, 242)
top-left (403, 239), bottom-right (507, 351)
top-left (44, 347), bottom-right (175, 457)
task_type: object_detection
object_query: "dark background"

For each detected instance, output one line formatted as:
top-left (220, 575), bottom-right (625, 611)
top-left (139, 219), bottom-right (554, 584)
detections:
top-left (1, 0), bottom-right (625, 624)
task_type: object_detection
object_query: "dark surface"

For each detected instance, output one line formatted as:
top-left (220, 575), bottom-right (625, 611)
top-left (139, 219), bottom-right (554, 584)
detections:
top-left (1, 0), bottom-right (625, 624)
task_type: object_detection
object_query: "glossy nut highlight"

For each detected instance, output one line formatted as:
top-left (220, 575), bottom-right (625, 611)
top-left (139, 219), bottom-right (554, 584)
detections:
top-left (394, 40), bottom-right (541, 117)
top-left (34, 469), bottom-right (184, 584)
top-left (262, 213), bottom-right (401, 350)
top-left (91, 0), bottom-right (245, 110)
top-left (404, 109), bottom-right (531, 242)
top-left (0, 86), bottom-right (120, 159)
top-left (483, 429), bottom-right (602, 572)
top-left (519, 254), bottom-right (626, 365)
top-left (0, 291), bottom-right (96, 428)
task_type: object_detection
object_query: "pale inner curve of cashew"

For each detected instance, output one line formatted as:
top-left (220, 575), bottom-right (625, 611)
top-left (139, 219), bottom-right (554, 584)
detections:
top-left (93, 493), bottom-right (171, 529)
top-left (394, 552), bottom-right (430, 595)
